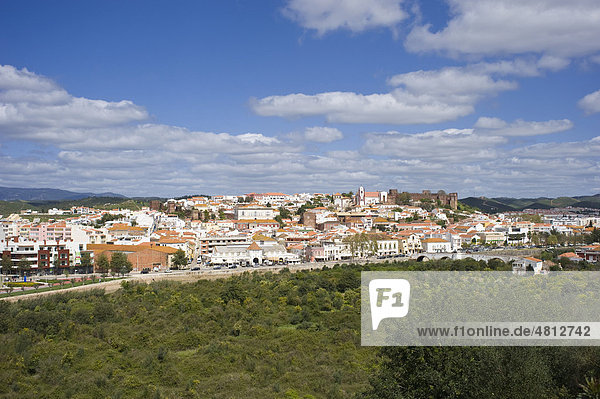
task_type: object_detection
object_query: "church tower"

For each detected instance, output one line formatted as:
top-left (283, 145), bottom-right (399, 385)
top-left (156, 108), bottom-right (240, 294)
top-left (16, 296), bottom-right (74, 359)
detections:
top-left (356, 186), bottom-right (365, 207)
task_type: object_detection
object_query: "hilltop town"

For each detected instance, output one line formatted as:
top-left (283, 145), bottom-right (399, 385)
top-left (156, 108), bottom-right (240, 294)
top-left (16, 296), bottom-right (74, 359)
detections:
top-left (1, 187), bottom-right (599, 279)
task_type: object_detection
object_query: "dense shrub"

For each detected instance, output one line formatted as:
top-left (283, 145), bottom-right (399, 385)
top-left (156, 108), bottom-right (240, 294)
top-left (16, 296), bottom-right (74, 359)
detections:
top-left (0, 260), bottom-right (598, 398)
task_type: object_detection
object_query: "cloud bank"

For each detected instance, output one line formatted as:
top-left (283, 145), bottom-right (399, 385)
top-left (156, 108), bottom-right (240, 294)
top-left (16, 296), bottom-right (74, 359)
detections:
top-left (1, 65), bottom-right (596, 197)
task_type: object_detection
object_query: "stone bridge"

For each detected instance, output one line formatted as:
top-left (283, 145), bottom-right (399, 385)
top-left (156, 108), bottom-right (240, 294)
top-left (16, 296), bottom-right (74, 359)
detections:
top-left (409, 252), bottom-right (522, 263)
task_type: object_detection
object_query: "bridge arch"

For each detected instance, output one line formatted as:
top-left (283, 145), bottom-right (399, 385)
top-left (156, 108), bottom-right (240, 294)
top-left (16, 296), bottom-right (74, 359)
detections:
top-left (417, 255), bottom-right (430, 262)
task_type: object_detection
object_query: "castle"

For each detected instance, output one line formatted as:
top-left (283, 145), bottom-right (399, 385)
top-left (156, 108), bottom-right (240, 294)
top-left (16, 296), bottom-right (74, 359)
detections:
top-left (355, 187), bottom-right (458, 210)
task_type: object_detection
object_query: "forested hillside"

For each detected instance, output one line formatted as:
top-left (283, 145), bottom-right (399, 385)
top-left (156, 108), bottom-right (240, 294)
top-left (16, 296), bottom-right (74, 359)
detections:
top-left (1, 260), bottom-right (599, 398)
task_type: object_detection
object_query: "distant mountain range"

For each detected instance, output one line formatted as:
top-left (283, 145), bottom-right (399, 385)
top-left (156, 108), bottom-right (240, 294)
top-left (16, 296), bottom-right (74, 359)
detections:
top-left (460, 194), bottom-right (600, 213)
top-left (0, 187), bottom-right (127, 201)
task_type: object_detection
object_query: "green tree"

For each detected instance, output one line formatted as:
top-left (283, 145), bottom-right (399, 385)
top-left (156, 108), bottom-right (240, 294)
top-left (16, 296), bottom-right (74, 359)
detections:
top-left (278, 206), bottom-right (291, 219)
top-left (395, 192), bottom-right (411, 205)
top-left (364, 347), bottom-right (558, 398)
top-left (172, 249), bottom-right (187, 270)
top-left (80, 252), bottom-right (93, 274)
top-left (52, 254), bottom-right (61, 275)
top-left (343, 235), bottom-right (359, 259)
top-left (540, 250), bottom-right (554, 261)
top-left (95, 253), bottom-right (110, 274)
top-left (586, 228), bottom-right (600, 244)
top-left (531, 232), bottom-right (541, 246)
top-left (369, 235), bottom-right (379, 256)
top-left (274, 215), bottom-right (286, 228)
top-left (1, 253), bottom-right (12, 275)
top-left (94, 213), bottom-right (122, 227)
top-left (110, 252), bottom-right (132, 276)
top-left (17, 258), bottom-right (31, 277)
top-left (218, 209), bottom-right (226, 220)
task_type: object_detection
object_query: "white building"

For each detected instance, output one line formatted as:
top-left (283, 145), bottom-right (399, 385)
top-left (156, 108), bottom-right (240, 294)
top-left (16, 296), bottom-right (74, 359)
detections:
top-left (421, 238), bottom-right (452, 253)
top-left (513, 257), bottom-right (545, 275)
top-left (251, 193), bottom-right (290, 206)
top-left (322, 242), bottom-right (352, 261)
top-left (376, 239), bottom-right (399, 256)
top-left (397, 233), bottom-right (422, 255)
top-left (208, 241), bottom-right (300, 265)
top-left (234, 205), bottom-right (275, 220)
top-left (333, 196), bottom-right (352, 211)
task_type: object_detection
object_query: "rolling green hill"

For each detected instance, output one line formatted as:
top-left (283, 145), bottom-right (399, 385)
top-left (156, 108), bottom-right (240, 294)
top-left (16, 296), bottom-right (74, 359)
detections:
top-left (460, 194), bottom-right (600, 213)
top-left (0, 187), bottom-right (125, 201)
top-left (0, 197), bottom-right (154, 217)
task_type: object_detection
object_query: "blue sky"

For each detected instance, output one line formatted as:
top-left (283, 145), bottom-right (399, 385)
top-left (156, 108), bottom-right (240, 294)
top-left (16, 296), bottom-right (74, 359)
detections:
top-left (0, 0), bottom-right (599, 198)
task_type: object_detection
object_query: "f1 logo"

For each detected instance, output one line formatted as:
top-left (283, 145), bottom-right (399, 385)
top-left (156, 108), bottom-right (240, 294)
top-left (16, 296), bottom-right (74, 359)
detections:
top-left (369, 279), bottom-right (411, 330)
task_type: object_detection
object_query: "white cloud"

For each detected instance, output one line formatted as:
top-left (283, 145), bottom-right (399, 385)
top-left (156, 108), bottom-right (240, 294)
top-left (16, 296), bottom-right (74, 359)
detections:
top-left (578, 89), bottom-right (600, 114)
top-left (251, 64), bottom-right (520, 124)
top-left (468, 57), bottom-right (571, 77)
top-left (474, 117), bottom-right (573, 136)
top-left (2, 133), bottom-right (598, 197)
top-left (325, 150), bottom-right (361, 159)
top-left (251, 91), bottom-right (475, 124)
top-left (251, 57), bottom-right (572, 125)
top-left (405, 0), bottom-right (600, 58)
top-left (362, 128), bottom-right (505, 161)
top-left (473, 117), bottom-right (507, 129)
top-left (468, 59), bottom-right (543, 77)
top-left (536, 55), bottom-right (571, 71)
top-left (282, 0), bottom-right (407, 35)
top-left (304, 126), bottom-right (343, 142)
top-left (510, 136), bottom-right (600, 159)
top-left (0, 65), bottom-right (148, 134)
top-left (0, 65), bottom-right (58, 92)
top-left (388, 67), bottom-right (517, 101)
